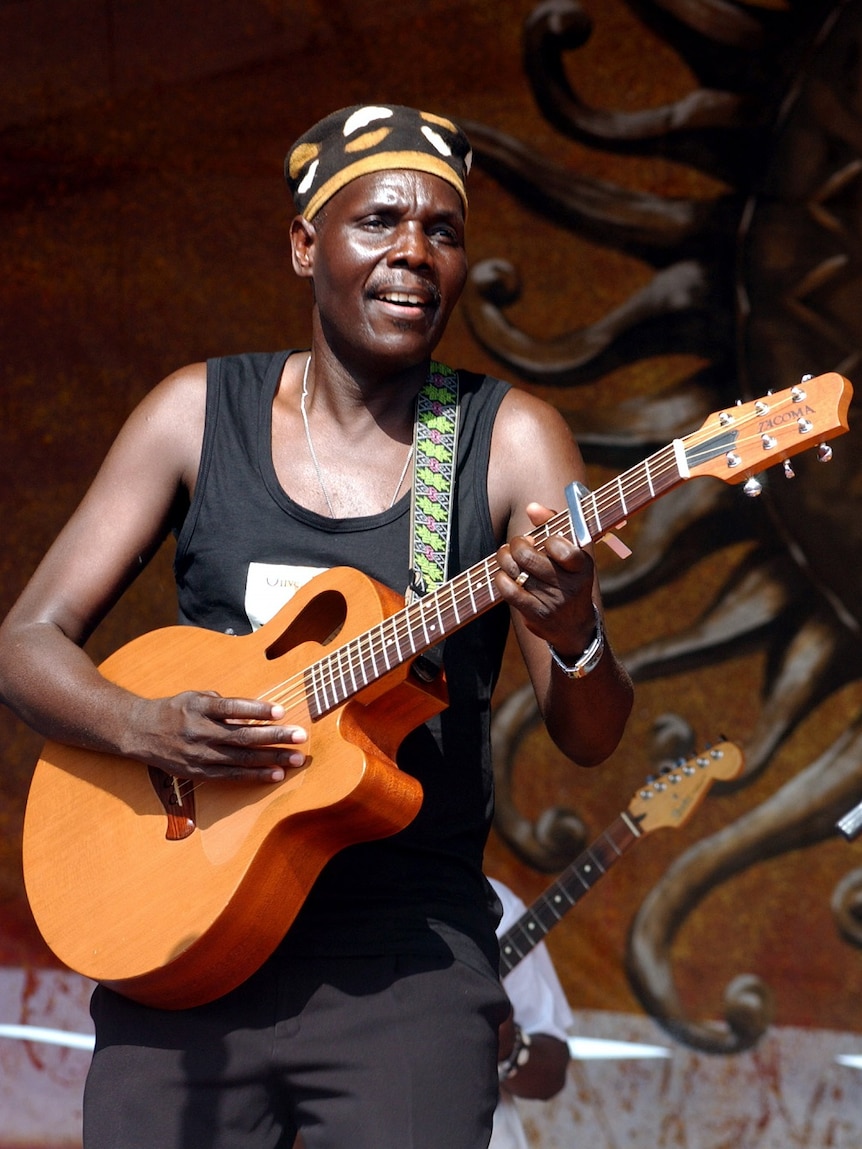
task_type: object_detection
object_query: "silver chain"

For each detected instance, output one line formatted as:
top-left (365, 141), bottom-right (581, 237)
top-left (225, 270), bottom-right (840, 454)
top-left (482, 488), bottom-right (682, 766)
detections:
top-left (299, 354), bottom-right (414, 517)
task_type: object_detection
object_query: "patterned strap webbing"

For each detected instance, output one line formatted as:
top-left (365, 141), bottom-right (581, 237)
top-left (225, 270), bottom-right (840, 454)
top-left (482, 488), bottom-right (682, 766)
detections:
top-left (407, 361), bottom-right (460, 604)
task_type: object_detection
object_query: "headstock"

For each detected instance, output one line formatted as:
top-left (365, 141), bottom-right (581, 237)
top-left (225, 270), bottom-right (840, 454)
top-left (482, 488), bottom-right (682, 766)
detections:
top-left (629, 741), bottom-right (744, 833)
top-left (682, 373), bottom-right (852, 495)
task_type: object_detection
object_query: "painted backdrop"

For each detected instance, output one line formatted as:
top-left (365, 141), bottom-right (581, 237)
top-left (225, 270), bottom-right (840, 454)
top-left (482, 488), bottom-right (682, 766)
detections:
top-left (2, 1), bottom-right (862, 1145)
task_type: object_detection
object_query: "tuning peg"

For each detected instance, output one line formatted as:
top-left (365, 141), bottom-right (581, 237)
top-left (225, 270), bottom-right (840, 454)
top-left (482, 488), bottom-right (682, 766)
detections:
top-left (783, 459), bottom-right (795, 479)
top-left (743, 476), bottom-right (763, 497)
top-left (800, 373), bottom-right (814, 381)
top-left (817, 443), bottom-right (833, 463)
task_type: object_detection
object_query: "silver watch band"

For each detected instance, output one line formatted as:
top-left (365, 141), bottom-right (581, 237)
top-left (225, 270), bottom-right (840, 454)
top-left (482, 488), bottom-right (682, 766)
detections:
top-left (548, 605), bottom-right (604, 679)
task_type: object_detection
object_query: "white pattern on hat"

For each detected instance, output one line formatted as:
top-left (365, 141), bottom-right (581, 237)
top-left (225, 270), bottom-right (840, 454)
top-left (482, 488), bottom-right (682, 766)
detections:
top-left (420, 125), bottom-right (452, 157)
top-left (297, 158), bottom-right (319, 196)
top-left (343, 106), bottom-right (394, 136)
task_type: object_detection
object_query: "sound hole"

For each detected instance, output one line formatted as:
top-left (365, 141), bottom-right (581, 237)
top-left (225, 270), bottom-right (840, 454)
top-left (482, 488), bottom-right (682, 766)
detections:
top-left (264, 590), bottom-right (347, 659)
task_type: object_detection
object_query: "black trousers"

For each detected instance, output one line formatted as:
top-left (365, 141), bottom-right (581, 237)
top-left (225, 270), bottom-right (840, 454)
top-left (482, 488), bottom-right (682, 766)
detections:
top-left (83, 950), bottom-right (509, 1149)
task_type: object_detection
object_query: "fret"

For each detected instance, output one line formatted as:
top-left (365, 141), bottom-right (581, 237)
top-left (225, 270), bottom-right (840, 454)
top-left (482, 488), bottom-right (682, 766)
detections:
top-left (382, 620), bottom-right (398, 665)
top-left (379, 617), bottom-right (396, 672)
top-left (466, 567), bottom-right (478, 615)
top-left (326, 645), bottom-right (346, 707)
top-left (437, 589), bottom-right (449, 635)
top-left (616, 474), bottom-right (628, 517)
top-left (441, 580), bottom-right (461, 629)
top-left (531, 888), bottom-right (570, 927)
top-left (314, 661), bottom-right (335, 712)
top-left (579, 491), bottom-right (600, 540)
top-left (340, 642), bottom-right (358, 697)
top-left (571, 846), bottom-right (607, 892)
top-left (499, 933), bottom-right (529, 968)
top-left (415, 598), bottom-right (431, 647)
top-left (478, 558), bottom-right (500, 609)
top-left (337, 634), bottom-right (358, 693)
top-left (643, 456), bottom-right (657, 499)
top-left (404, 616), bottom-right (419, 660)
top-left (321, 652), bottom-right (340, 712)
top-left (425, 594), bottom-right (445, 644)
top-left (305, 664), bottom-right (326, 720)
top-left (357, 634), bottom-right (373, 685)
top-left (619, 466), bottom-right (647, 511)
top-left (343, 643), bottom-right (360, 697)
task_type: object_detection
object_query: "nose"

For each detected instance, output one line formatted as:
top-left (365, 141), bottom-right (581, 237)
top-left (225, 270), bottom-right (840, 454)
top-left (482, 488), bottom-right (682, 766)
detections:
top-left (389, 221), bottom-right (432, 268)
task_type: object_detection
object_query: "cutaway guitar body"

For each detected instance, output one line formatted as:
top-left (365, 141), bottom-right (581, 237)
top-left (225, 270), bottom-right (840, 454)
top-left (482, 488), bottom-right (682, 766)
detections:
top-left (23, 567), bottom-right (445, 1009)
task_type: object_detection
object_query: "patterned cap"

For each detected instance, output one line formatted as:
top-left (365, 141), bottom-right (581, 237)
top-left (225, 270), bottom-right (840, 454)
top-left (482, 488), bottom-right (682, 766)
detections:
top-left (285, 104), bottom-right (472, 221)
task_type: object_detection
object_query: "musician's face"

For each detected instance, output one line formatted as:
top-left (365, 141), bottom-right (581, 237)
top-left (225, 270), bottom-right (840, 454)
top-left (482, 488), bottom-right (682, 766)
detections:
top-left (293, 169), bottom-right (468, 371)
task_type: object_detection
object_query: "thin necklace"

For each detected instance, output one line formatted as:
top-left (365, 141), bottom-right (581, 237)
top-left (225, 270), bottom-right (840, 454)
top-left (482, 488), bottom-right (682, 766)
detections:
top-left (300, 354), bottom-right (414, 517)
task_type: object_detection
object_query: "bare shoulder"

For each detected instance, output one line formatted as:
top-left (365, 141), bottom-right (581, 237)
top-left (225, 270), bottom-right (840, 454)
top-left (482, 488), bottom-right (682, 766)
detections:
top-left (131, 361), bottom-right (207, 428)
top-left (493, 386), bottom-right (581, 455)
top-left (489, 386), bottom-right (587, 534)
top-left (110, 362), bottom-right (208, 484)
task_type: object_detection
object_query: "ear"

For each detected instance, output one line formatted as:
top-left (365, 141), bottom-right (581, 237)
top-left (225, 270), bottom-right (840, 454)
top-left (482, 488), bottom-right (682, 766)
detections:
top-left (290, 216), bottom-right (316, 279)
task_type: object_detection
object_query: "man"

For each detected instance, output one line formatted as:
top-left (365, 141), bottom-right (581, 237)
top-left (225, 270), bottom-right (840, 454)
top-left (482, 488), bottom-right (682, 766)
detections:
top-left (491, 878), bottom-right (573, 1149)
top-left (0, 104), bottom-right (632, 1149)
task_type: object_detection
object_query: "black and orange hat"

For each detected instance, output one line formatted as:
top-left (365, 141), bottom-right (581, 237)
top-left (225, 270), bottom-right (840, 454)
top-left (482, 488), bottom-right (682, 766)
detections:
top-left (285, 104), bottom-right (472, 221)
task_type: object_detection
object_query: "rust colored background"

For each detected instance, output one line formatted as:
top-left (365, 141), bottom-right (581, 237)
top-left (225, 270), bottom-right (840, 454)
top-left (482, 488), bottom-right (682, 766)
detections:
top-left (2, 0), bottom-right (862, 1088)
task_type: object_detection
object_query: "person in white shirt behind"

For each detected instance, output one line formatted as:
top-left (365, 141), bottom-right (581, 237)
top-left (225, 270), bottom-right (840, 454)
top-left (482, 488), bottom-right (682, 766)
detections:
top-left (491, 878), bottom-right (574, 1149)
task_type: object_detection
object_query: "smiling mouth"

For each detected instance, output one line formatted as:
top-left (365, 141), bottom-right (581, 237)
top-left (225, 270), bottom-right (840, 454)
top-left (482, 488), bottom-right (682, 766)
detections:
top-left (374, 287), bottom-right (439, 309)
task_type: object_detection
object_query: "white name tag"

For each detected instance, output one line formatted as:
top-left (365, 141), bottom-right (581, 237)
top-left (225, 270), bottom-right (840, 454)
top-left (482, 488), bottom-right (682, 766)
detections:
top-left (244, 562), bottom-right (328, 631)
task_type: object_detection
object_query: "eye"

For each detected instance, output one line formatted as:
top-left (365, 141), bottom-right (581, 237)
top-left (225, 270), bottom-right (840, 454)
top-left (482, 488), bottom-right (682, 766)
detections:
top-left (359, 212), bottom-right (392, 231)
top-left (430, 222), bottom-right (463, 245)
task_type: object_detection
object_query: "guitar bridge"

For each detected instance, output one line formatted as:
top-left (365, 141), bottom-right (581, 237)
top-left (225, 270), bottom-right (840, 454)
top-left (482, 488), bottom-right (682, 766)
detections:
top-left (148, 767), bottom-right (197, 840)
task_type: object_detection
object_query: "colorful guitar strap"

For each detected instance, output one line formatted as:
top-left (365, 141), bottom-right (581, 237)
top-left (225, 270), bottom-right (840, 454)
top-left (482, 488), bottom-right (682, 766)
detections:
top-left (407, 361), bottom-right (460, 607)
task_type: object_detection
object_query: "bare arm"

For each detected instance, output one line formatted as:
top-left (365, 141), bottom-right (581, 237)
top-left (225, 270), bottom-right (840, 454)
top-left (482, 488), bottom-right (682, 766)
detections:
top-left (0, 364), bottom-right (305, 781)
top-left (488, 389), bottom-right (633, 766)
top-left (497, 1010), bottom-right (570, 1101)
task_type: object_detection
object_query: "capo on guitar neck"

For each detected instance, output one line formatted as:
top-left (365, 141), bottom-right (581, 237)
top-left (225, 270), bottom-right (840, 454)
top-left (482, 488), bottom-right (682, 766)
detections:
top-left (564, 480), bottom-right (633, 561)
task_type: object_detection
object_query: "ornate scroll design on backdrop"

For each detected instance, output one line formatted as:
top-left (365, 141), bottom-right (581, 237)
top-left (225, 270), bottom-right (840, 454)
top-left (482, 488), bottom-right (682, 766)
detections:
top-left (473, 0), bottom-right (862, 1052)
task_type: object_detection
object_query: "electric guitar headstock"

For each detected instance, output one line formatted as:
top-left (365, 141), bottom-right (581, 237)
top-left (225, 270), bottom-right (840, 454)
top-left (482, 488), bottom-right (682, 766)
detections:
top-left (628, 741), bottom-right (744, 834)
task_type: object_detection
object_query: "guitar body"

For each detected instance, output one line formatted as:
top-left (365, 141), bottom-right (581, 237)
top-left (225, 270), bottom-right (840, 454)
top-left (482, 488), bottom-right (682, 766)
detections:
top-left (22, 567), bottom-right (446, 1009)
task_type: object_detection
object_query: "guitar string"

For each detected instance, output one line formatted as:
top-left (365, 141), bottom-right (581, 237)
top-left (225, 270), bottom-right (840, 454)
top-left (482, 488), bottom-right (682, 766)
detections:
top-left (198, 397), bottom-right (825, 769)
top-left (173, 392), bottom-right (823, 797)
top-left (224, 402), bottom-right (823, 722)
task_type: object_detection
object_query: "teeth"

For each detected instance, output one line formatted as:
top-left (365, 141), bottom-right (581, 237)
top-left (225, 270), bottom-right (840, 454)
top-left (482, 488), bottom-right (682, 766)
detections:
top-left (381, 291), bottom-right (424, 305)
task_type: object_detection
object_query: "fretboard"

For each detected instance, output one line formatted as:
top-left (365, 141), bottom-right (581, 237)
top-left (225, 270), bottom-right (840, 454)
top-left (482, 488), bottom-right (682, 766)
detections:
top-left (304, 439), bottom-right (692, 720)
top-left (498, 810), bottom-right (642, 977)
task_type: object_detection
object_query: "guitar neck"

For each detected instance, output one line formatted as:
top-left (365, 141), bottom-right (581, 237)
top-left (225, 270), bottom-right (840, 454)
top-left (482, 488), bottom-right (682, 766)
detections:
top-left (306, 442), bottom-right (686, 719)
top-left (498, 810), bottom-right (642, 977)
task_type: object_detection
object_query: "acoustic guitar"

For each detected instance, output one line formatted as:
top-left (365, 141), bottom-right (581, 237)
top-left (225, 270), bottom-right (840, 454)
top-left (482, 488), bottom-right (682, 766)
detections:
top-left (498, 741), bottom-right (744, 977)
top-left (22, 374), bottom-right (852, 1009)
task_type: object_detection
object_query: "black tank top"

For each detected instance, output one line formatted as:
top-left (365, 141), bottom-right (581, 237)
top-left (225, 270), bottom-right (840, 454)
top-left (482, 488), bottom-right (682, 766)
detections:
top-left (174, 350), bottom-right (511, 963)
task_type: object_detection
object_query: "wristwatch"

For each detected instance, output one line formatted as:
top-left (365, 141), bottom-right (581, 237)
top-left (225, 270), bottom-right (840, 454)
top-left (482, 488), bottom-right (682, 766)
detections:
top-left (498, 1024), bottom-right (532, 1082)
top-left (548, 605), bottom-right (604, 679)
